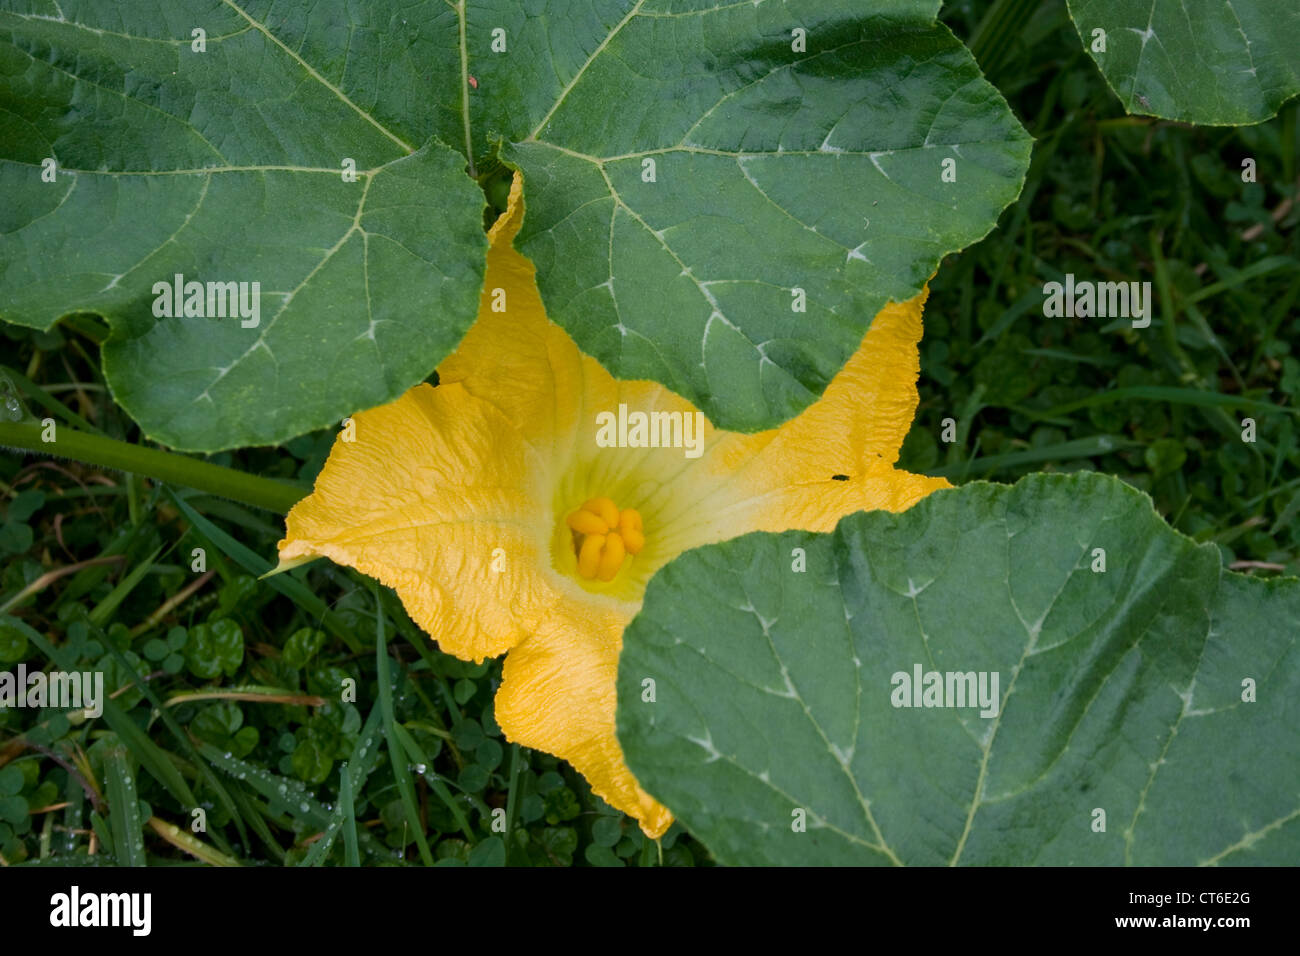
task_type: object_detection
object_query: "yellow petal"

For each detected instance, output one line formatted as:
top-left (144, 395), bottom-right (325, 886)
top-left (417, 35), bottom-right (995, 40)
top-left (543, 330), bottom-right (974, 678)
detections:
top-left (276, 383), bottom-right (556, 662)
top-left (736, 288), bottom-right (942, 479)
top-left (494, 602), bottom-right (674, 838)
top-left (437, 174), bottom-right (600, 467)
top-left (439, 175), bottom-right (703, 503)
top-left (442, 169), bottom-right (941, 568)
top-left (714, 289), bottom-right (951, 528)
top-left (437, 171), bottom-right (736, 600)
top-left (626, 288), bottom-right (951, 574)
top-left (279, 169), bottom-right (947, 844)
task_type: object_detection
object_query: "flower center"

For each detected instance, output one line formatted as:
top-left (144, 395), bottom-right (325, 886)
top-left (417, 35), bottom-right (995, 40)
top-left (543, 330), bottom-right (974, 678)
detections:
top-left (564, 497), bottom-right (644, 582)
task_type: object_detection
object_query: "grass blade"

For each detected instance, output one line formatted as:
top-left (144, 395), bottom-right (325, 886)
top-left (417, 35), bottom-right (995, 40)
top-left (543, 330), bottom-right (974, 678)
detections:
top-left (169, 490), bottom-right (362, 652)
top-left (88, 546), bottom-right (162, 628)
top-left (103, 742), bottom-right (146, 866)
top-left (927, 435), bottom-right (1140, 479)
top-left (340, 765), bottom-right (359, 867)
top-left (8, 615), bottom-right (200, 814)
top-left (373, 587), bottom-right (434, 866)
top-left (146, 816), bottom-right (241, 867)
top-left (299, 704), bottom-right (384, 867)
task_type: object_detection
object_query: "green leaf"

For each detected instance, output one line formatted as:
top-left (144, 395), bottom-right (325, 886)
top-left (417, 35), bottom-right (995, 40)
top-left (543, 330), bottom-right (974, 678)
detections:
top-left (619, 472), bottom-right (1300, 865)
top-left (0, 617), bottom-right (28, 663)
top-left (0, 522), bottom-right (33, 555)
top-left (0, 766), bottom-right (22, 796)
top-left (488, 1), bottom-right (1032, 431)
top-left (191, 700), bottom-right (257, 757)
top-left (536, 826), bottom-right (578, 866)
top-left (591, 815), bottom-right (623, 848)
top-left (6, 490), bottom-right (43, 524)
top-left (291, 733), bottom-right (333, 786)
top-left (166, 626), bottom-right (189, 652)
top-left (192, 700), bottom-right (244, 741)
top-left (282, 627), bottom-right (326, 669)
top-left (468, 835), bottom-right (505, 867)
top-left (0, 794), bottom-right (27, 825)
top-left (1144, 437), bottom-right (1187, 479)
top-left (0, 3), bottom-right (486, 451)
top-left (2, 0), bottom-right (1030, 443)
top-left (584, 843), bottom-right (623, 867)
top-left (1067, 0), bottom-right (1300, 124)
top-left (184, 618), bottom-right (244, 680)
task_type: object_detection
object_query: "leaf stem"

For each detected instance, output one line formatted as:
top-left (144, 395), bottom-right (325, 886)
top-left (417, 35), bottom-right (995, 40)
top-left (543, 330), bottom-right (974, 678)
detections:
top-left (0, 421), bottom-right (306, 514)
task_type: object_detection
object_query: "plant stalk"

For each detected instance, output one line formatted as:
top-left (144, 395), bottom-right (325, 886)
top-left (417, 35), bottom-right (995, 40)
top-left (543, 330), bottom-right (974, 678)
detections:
top-left (0, 421), bottom-right (306, 514)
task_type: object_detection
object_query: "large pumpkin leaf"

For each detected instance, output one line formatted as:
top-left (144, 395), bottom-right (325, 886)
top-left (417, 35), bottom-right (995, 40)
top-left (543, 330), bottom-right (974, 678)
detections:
top-left (1067, 0), bottom-right (1300, 125)
top-left (1, 0), bottom-right (1030, 448)
top-left (0, 0), bottom-right (485, 451)
top-left (484, 1), bottom-right (1033, 432)
top-left (618, 472), bottom-right (1299, 865)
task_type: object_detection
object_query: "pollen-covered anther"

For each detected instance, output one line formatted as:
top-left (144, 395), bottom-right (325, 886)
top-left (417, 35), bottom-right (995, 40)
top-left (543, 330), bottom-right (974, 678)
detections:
top-left (566, 498), bottom-right (643, 581)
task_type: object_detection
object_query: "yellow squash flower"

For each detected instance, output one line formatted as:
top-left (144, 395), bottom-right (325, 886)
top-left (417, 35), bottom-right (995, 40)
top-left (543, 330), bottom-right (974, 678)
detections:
top-left (276, 173), bottom-right (949, 838)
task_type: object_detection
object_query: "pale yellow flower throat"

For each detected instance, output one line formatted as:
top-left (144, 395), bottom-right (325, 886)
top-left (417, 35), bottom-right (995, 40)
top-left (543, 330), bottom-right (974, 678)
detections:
top-left (564, 497), bottom-right (644, 582)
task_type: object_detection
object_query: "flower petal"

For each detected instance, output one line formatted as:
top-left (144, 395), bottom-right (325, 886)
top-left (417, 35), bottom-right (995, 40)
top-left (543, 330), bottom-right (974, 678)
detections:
top-left (635, 288), bottom-right (951, 565)
top-left (278, 170), bottom-right (945, 843)
top-left (277, 383), bottom-right (556, 662)
top-left (438, 173), bottom-right (598, 469)
top-left (493, 601), bottom-right (674, 838)
top-left (440, 175), bottom-right (706, 496)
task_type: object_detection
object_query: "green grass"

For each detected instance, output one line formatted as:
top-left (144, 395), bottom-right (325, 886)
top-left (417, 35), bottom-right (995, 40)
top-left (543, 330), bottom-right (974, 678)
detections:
top-left (908, 0), bottom-right (1299, 574)
top-left (0, 0), bottom-right (1296, 866)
